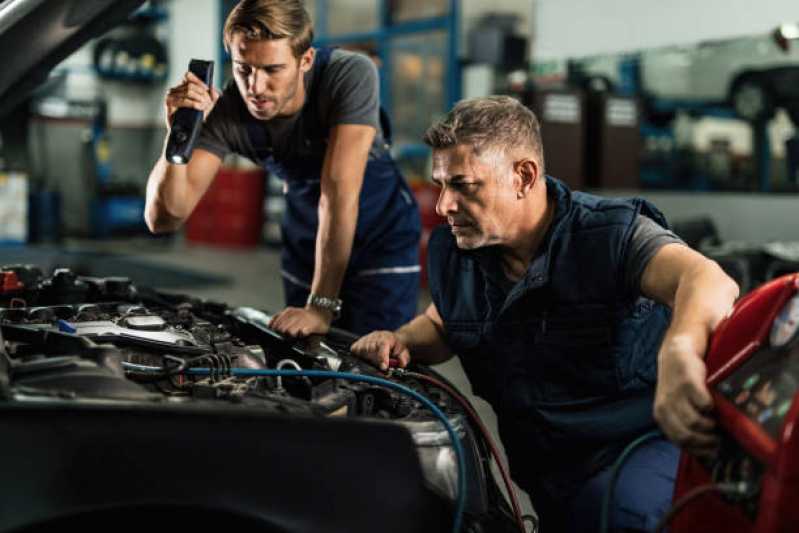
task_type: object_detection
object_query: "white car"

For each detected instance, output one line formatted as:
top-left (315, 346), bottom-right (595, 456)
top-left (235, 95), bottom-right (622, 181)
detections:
top-left (573, 27), bottom-right (799, 123)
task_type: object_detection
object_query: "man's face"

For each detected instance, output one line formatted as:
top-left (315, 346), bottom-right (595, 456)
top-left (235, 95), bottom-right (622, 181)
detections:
top-left (431, 144), bottom-right (519, 249)
top-left (230, 34), bottom-right (313, 120)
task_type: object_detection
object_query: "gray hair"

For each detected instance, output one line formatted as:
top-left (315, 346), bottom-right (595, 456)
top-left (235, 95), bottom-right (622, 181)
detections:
top-left (423, 95), bottom-right (545, 170)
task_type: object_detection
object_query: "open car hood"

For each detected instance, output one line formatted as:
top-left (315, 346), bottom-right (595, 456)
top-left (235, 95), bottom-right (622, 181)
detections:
top-left (0, 0), bottom-right (145, 116)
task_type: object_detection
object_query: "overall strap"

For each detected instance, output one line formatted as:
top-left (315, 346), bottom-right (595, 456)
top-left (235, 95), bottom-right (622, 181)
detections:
top-left (379, 107), bottom-right (393, 146)
top-left (307, 46), bottom-right (334, 113)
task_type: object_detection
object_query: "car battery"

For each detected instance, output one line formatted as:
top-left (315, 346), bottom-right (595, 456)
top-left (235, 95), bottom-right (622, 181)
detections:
top-left (672, 273), bottom-right (799, 533)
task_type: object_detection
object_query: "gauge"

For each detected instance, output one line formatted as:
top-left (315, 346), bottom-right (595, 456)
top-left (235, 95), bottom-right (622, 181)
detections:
top-left (770, 294), bottom-right (799, 348)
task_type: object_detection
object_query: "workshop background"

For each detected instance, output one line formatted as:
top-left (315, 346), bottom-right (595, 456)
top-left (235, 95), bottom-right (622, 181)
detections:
top-left (3, 0), bottom-right (799, 517)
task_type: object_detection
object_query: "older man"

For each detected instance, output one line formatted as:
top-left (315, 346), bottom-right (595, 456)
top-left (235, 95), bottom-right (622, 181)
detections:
top-left (351, 96), bottom-right (739, 532)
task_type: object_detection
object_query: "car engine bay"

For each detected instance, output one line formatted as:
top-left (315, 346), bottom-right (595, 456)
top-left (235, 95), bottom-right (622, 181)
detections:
top-left (0, 265), bottom-right (523, 533)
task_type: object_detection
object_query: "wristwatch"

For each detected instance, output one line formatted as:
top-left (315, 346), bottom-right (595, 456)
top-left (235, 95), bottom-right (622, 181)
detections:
top-left (306, 293), bottom-right (343, 319)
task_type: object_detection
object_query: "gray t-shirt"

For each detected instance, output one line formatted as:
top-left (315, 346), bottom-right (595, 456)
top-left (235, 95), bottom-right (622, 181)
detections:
top-left (489, 214), bottom-right (683, 296)
top-left (623, 214), bottom-right (685, 295)
top-left (195, 48), bottom-right (388, 163)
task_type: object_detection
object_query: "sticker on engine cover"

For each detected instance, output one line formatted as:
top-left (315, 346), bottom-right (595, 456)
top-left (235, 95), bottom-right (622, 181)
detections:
top-left (770, 294), bottom-right (799, 348)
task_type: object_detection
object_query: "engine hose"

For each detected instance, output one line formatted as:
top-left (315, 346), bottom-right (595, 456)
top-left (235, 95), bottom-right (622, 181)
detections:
top-left (183, 367), bottom-right (467, 533)
top-left (405, 371), bottom-right (528, 533)
top-left (121, 355), bottom-right (186, 381)
top-left (599, 429), bottom-right (662, 533)
top-left (275, 359), bottom-right (303, 390)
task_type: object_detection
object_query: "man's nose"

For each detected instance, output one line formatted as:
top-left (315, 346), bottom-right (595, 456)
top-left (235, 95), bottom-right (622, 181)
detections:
top-left (248, 70), bottom-right (268, 94)
top-left (436, 186), bottom-right (456, 217)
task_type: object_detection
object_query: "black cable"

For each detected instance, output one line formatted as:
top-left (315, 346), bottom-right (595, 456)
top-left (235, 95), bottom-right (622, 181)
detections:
top-left (209, 353), bottom-right (219, 382)
top-left (405, 370), bottom-right (528, 533)
top-left (220, 353), bottom-right (229, 378)
top-left (599, 430), bottom-right (662, 533)
top-left (185, 353), bottom-right (215, 368)
top-left (652, 482), bottom-right (751, 533)
top-left (208, 354), bottom-right (216, 382)
top-left (176, 352), bottom-right (235, 385)
top-left (223, 352), bottom-right (233, 377)
top-left (218, 352), bottom-right (227, 377)
top-left (205, 353), bottom-right (217, 383)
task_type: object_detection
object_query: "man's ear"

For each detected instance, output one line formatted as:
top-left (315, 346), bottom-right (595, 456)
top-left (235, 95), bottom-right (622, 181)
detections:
top-left (299, 47), bottom-right (315, 73)
top-left (514, 158), bottom-right (540, 197)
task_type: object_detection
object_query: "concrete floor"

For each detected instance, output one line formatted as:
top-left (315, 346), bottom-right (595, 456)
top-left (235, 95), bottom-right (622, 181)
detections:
top-left (49, 235), bottom-right (535, 519)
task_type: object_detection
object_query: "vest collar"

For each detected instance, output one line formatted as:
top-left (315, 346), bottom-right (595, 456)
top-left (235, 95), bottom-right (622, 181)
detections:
top-left (469, 176), bottom-right (572, 296)
top-left (519, 175), bottom-right (571, 290)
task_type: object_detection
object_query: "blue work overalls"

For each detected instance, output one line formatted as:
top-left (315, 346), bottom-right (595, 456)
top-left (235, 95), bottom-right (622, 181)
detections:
top-left (428, 176), bottom-right (679, 532)
top-left (246, 48), bottom-right (421, 335)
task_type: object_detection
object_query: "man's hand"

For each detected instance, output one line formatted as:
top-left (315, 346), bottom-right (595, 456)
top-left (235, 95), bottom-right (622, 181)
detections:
top-left (654, 334), bottom-right (719, 458)
top-left (350, 331), bottom-right (411, 371)
top-left (164, 71), bottom-right (220, 128)
top-left (269, 306), bottom-right (332, 337)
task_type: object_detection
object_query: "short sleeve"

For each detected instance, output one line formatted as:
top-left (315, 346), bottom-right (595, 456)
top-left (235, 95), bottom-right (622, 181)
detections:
top-left (195, 82), bottom-right (248, 160)
top-left (322, 51), bottom-right (380, 129)
top-left (623, 215), bottom-right (685, 295)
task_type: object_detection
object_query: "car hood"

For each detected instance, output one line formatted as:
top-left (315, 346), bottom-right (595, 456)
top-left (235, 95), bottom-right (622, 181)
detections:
top-left (0, 0), bottom-right (145, 116)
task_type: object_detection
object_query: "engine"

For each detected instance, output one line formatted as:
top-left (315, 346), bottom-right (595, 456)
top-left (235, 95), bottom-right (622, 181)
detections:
top-left (0, 265), bottom-right (520, 533)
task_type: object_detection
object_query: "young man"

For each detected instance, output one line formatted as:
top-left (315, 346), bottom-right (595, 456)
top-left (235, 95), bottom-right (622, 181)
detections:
top-left (351, 96), bottom-right (739, 532)
top-left (145, 0), bottom-right (420, 336)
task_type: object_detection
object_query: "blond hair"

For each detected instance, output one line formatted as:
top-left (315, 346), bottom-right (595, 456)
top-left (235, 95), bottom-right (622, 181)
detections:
top-left (223, 0), bottom-right (313, 57)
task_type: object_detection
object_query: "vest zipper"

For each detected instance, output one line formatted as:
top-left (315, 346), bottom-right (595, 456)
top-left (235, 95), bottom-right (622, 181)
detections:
top-left (540, 310), bottom-right (548, 334)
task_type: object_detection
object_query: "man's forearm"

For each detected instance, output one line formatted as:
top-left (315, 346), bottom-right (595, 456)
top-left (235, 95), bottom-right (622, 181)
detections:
top-left (310, 190), bottom-right (358, 299)
top-left (145, 142), bottom-right (220, 234)
top-left (396, 310), bottom-right (453, 366)
top-left (144, 147), bottom-right (192, 233)
top-left (649, 250), bottom-right (739, 452)
top-left (662, 259), bottom-right (739, 356)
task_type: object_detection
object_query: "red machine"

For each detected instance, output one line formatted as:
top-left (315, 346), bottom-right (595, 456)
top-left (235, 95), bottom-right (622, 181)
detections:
top-left (672, 273), bottom-right (799, 533)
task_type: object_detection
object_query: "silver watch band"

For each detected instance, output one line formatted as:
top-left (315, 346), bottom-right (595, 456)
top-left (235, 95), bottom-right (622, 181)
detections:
top-left (306, 293), bottom-right (342, 319)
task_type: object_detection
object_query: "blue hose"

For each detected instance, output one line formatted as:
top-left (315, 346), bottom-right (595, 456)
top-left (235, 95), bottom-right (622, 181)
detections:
top-left (181, 367), bottom-right (467, 533)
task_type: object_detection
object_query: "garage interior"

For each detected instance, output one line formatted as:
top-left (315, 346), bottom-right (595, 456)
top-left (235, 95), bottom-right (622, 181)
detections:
top-left (3, 1), bottom-right (799, 532)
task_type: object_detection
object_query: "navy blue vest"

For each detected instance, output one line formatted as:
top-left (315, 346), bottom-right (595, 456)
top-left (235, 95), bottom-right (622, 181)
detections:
top-left (428, 176), bottom-right (672, 494)
top-left (246, 47), bottom-right (420, 282)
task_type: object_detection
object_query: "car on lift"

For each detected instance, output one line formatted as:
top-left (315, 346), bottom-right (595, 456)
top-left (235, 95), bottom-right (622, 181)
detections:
top-left (0, 1), bottom-right (525, 532)
top-left (571, 26), bottom-right (799, 124)
top-left (640, 30), bottom-right (799, 123)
